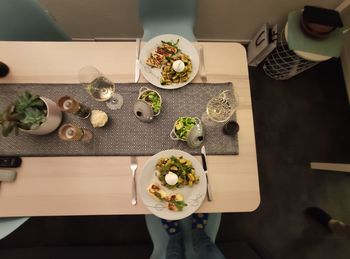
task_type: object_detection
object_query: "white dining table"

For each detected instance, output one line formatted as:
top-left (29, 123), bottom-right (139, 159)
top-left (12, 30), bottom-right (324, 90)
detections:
top-left (0, 41), bottom-right (260, 217)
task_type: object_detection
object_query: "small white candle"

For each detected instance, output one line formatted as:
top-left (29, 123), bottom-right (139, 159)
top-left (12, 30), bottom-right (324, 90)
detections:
top-left (65, 127), bottom-right (75, 139)
top-left (63, 99), bottom-right (73, 110)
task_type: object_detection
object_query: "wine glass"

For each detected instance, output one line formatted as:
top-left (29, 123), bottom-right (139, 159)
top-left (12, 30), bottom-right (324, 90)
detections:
top-left (78, 66), bottom-right (123, 110)
top-left (201, 90), bottom-right (238, 126)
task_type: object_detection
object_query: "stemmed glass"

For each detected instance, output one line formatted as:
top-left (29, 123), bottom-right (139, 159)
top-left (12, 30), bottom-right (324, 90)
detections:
top-left (201, 89), bottom-right (238, 126)
top-left (78, 66), bottom-right (123, 110)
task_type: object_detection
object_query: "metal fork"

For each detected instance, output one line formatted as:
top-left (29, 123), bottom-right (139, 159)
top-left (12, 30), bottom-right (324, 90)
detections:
top-left (130, 156), bottom-right (138, 206)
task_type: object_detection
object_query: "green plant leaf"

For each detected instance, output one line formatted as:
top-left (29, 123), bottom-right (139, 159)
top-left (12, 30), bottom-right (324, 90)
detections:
top-left (15, 91), bottom-right (44, 114)
top-left (1, 91), bottom-right (46, 137)
top-left (1, 121), bottom-right (17, 137)
top-left (20, 107), bottom-right (46, 130)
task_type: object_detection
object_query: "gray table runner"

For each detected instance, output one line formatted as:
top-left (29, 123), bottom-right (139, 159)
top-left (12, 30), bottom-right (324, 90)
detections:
top-left (0, 83), bottom-right (238, 156)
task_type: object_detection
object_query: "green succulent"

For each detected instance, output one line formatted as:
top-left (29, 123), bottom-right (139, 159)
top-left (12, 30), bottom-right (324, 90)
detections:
top-left (15, 91), bottom-right (45, 114)
top-left (0, 91), bottom-right (47, 137)
top-left (20, 107), bottom-right (46, 130)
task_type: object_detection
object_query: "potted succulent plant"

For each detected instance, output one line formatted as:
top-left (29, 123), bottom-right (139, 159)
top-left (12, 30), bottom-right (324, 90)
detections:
top-left (0, 91), bottom-right (62, 137)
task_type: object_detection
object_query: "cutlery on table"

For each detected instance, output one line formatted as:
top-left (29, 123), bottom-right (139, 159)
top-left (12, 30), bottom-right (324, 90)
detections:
top-left (200, 145), bottom-right (213, 201)
top-left (130, 156), bottom-right (138, 205)
top-left (199, 45), bottom-right (207, 82)
top-left (135, 38), bottom-right (141, 83)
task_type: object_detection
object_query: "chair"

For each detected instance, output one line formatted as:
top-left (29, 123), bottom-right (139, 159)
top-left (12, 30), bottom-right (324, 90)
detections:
top-left (0, 0), bottom-right (70, 41)
top-left (138, 0), bottom-right (197, 41)
top-left (0, 217), bottom-right (29, 240)
top-left (0, 0), bottom-right (69, 240)
top-left (145, 213), bottom-right (222, 259)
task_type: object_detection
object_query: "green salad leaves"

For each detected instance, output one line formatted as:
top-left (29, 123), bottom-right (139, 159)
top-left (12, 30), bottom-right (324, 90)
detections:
top-left (174, 117), bottom-right (197, 140)
top-left (140, 90), bottom-right (161, 114)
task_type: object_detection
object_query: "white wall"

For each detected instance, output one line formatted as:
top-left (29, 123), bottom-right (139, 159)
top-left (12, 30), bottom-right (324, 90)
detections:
top-left (39, 0), bottom-right (143, 39)
top-left (39, 0), bottom-right (343, 41)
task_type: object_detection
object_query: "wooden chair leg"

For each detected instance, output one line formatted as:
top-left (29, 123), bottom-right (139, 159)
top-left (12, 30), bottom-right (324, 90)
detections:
top-left (310, 162), bottom-right (350, 173)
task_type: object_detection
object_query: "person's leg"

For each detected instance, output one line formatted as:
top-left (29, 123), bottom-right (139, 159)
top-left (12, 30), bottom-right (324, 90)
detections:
top-left (305, 207), bottom-right (350, 237)
top-left (161, 219), bottom-right (186, 259)
top-left (192, 213), bottom-right (226, 259)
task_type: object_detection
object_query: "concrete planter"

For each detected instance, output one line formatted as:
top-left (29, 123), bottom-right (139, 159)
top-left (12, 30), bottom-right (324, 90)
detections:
top-left (22, 97), bottom-right (62, 135)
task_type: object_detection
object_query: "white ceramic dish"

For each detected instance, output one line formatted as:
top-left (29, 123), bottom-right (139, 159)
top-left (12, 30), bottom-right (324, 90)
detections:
top-left (139, 149), bottom-right (207, 220)
top-left (139, 34), bottom-right (200, 89)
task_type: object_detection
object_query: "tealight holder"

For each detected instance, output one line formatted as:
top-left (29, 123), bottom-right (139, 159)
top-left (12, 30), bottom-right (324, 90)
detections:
top-left (58, 123), bottom-right (93, 143)
top-left (57, 96), bottom-right (91, 119)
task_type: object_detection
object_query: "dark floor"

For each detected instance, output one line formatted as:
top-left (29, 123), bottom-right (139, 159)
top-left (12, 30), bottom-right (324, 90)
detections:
top-left (219, 59), bottom-right (350, 259)
top-left (1, 59), bottom-right (349, 259)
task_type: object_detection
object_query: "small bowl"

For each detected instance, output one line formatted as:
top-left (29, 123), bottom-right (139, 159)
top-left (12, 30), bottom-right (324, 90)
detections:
top-left (134, 87), bottom-right (162, 123)
top-left (300, 15), bottom-right (336, 38)
top-left (186, 122), bottom-right (205, 148)
top-left (170, 117), bottom-right (205, 148)
top-left (133, 99), bottom-right (154, 122)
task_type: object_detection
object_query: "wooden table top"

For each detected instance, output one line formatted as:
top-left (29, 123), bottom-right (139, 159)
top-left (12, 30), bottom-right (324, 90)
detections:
top-left (0, 41), bottom-right (260, 217)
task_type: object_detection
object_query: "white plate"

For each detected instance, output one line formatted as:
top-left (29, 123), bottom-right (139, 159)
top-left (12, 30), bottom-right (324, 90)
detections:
top-left (139, 149), bottom-right (207, 220)
top-left (139, 34), bottom-right (200, 89)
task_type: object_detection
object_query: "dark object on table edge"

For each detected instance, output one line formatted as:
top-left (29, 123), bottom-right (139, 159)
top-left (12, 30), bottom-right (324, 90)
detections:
top-left (0, 61), bottom-right (10, 77)
top-left (0, 156), bottom-right (22, 168)
top-left (301, 6), bottom-right (343, 39)
top-left (223, 120), bottom-right (239, 136)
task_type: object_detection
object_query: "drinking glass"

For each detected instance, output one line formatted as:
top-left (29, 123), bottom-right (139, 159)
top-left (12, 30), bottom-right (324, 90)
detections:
top-left (78, 66), bottom-right (123, 110)
top-left (201, 90), bottom-right (238, 126)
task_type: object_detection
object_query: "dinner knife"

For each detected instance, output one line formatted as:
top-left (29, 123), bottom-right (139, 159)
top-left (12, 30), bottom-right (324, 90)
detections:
top-left (135, 38), bottom-right (141, 83)
top-left (199, 45), bottom-right (207, 82)
top-left (200, 145), bottom-right (213, 201)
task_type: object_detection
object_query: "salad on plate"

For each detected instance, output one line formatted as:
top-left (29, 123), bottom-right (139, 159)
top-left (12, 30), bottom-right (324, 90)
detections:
top-left (146, 39), bottom-right (193, 85)
top-left (155, 155), bottom-right (200, 189)
top-left (139, 149), bottom-right (207, 220)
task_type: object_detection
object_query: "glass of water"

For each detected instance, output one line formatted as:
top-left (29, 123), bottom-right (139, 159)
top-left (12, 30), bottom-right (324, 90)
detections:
top-left (201, 90), bottom-right (238, 126)
top-left (78, 66), bottom-right (123, 110)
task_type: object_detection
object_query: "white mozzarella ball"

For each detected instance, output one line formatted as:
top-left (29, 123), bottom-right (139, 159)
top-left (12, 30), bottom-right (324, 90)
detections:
top-left (165, 172), bottom-right (179, 185)
top-left (172, 60), bottom-right (185, 72)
